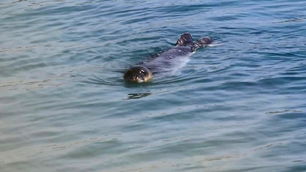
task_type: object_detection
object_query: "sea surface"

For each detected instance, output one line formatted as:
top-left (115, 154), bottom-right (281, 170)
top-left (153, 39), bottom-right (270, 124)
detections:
top-left (1, 0), bottom-right (306, 172)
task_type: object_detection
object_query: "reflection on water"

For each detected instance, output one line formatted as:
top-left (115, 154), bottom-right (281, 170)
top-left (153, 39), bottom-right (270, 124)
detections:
top-left (127, 92), bottom-right (151, 100)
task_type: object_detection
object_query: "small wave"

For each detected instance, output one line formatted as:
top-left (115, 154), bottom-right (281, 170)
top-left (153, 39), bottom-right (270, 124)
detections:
top-left (84, 75), bottom-right (122, 86)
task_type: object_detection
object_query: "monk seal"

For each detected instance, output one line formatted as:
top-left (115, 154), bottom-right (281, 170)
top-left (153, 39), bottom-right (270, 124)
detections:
top-left (124, 33), bottom-right (212, 83)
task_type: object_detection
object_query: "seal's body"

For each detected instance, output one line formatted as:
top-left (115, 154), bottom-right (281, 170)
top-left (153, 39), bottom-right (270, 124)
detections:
top-left (142, 46), bottom-right (193, 74)
top-left (124, 33), bottom-right (212, 83)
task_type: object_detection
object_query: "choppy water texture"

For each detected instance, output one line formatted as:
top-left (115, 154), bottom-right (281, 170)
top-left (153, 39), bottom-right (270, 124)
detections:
top-left (1, 0), bottom-right (306, 171)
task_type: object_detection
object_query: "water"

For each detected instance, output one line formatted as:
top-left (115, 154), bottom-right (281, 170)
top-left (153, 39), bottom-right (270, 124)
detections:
top-left (1, 0), bottom-right (306, 171)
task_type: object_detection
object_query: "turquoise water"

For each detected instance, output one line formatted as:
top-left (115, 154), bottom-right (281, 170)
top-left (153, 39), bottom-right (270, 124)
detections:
top-left (1, 0), bottom-right (306, 171)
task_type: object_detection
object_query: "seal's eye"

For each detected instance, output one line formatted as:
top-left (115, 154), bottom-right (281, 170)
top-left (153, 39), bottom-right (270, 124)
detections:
top-left (139, 69), bottom-right (146, 74)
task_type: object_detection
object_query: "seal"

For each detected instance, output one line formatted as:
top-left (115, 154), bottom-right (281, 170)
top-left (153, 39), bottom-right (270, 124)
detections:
top-left (124, 33), bottom-right (212, 83)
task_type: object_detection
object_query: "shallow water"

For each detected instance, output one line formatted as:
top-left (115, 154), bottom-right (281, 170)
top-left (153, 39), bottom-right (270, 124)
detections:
top-left (1, 0), bottom-right (306, 171)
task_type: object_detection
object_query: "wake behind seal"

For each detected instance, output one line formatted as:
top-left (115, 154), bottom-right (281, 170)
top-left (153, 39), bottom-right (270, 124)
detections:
top-left (124, 33), bottom-right (212, 83)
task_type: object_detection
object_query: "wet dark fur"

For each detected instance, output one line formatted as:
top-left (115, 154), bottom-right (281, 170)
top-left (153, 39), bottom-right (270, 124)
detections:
top-left (124, 33), bottom-right (212, 83)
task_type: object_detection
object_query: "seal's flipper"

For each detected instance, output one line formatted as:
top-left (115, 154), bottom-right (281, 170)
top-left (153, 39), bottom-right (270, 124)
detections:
top-left (176, 33), bottom-right (193, 46)
top-left (197, 37), bottom-right (213, 45)
top-left (191, 37), bottom-right (213, 51)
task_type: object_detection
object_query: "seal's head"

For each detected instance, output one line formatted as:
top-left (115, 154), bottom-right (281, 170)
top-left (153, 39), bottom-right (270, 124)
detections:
top-left (124, 66), bottom-right (152, 83)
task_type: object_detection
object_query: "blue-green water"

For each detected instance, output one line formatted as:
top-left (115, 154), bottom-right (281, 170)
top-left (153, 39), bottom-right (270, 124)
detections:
top-left (1, 0), bottom-right (306, 171)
